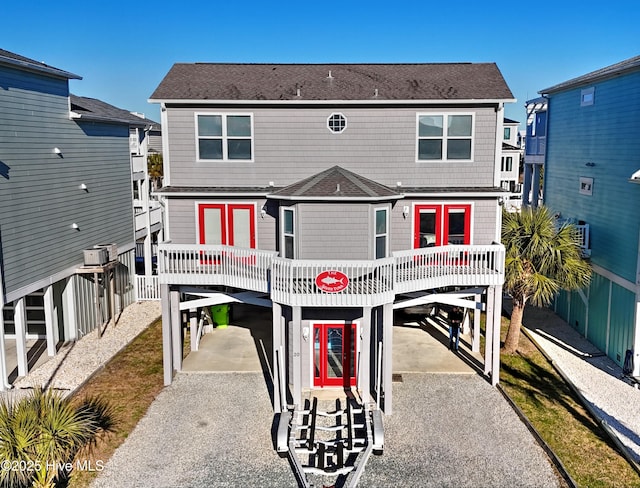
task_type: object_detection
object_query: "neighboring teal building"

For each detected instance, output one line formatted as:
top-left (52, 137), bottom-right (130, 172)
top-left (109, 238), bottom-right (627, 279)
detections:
top-left (527, 56), bottom-right (640, 373)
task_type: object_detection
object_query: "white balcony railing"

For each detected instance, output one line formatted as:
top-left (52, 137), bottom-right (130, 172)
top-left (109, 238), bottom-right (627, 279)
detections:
top-left (271, 257), bottom-right (395, 307)
top-left (135, 275), bottom-right (161, 301)
top-left (132, 154), bottom-right (146, 174)
top-left (157, 243), bottom-right (505, 307)
top-left (135, 206), bottom-right (163, 233)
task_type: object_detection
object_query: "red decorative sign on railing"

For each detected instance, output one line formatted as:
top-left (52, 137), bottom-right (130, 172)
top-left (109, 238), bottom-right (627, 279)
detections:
top-left (315, 270), bottom-right (349, 293)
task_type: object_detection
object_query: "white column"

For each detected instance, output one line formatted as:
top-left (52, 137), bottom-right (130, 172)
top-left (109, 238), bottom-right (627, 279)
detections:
top-left (14, 298), bottom-right (28, 377)
top-left (170, 290), bottom-right (182, 372)
top-left (189, 308), bottom-right (198, 351)
top-left (522, 164), bottom-right (532, 207)
top-left (272, 302), bottom-right (283, 412)
top-left (532, 164), bottom-right (542, 208)
top-left (292, 306), bottom-right (302, 407)
top-left (0, 298), bottom-right (10, 390)
top-left (63, 276), bottom-right (77, 341)
top-left (161, 284), bottom-right (173, 385)
top-left (43, 286), bottom-right (58, 357)
top-left (360, 307), bottom-right (372, 404)
top-left (383, 303), bottom-right (393, 415)
top-left (484, 287), bottom-right (495, 377)
top-left (491, 285), bottom-right (503, 386)
top-left (472, 294), bottom-right (481, 352)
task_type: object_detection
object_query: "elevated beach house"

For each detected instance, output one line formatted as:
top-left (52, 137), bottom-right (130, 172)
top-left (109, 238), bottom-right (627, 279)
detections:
top-left (150, 63), bottom-right (513, 414)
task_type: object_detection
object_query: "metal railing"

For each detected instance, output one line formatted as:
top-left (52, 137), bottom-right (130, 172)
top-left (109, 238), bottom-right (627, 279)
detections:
top-left (156, 243), bottom-right (505, 306)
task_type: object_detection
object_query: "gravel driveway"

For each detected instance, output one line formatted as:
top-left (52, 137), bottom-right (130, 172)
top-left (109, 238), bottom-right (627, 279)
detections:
top-left (92, 372), bottom-right (561, 487)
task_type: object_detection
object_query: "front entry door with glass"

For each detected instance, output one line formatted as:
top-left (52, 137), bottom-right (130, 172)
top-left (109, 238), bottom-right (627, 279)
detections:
top-left (313, 322), bottom-right (357, 388)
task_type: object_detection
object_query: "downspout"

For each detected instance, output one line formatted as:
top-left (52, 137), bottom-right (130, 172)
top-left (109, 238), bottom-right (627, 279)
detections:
top-left (633, 226), bottom-right (640, 377)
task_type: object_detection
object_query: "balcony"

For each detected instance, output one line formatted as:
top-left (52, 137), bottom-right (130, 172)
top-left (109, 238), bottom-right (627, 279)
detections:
top-left (134, 201), bottom-right (163, 237)
top-left (157, 243), bottom-right (505, 307)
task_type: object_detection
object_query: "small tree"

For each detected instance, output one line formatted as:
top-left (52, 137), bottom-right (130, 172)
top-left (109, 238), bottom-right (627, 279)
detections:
top-left (502, 206), bottom-right (591, 354)
top-left (0, 388), bottom-right (114, 488)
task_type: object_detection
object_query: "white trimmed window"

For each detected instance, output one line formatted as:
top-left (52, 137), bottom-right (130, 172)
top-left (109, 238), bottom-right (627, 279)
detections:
top-left (327, 113), bottom-right (347, 133)
top-left (282, 207), bottom-right (295, 259)
top-left (374, 208), bottom-right (388, 259)
top-left (417, 114), bottom-right (474, 161)
top-left (501, 156), bottom-right (513, 172)
top-left (196, 113), bottom-right (253, 161)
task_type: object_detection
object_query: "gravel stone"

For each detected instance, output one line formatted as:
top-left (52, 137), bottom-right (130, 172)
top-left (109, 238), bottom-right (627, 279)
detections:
top-left (2, 300), bottom-right (161, 401)
top-left (91, 372), bottom-right (561, 487)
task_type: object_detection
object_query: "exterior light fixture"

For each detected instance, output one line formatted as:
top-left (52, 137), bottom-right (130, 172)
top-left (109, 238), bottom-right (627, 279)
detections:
top-left (260, 205), bottom-right (267, 218)
top-left (79, 183), bottom-right (88, 191)
top-left (71, 223), bottom-right (80, 230)
top-left (53, 147), bottom-right (63, 156)
top-left (402, 206), bottom-right (410, 218)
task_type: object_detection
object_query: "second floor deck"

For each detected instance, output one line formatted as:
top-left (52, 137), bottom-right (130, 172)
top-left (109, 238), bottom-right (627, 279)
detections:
top-left (158, 243), bottom-right (505, 307)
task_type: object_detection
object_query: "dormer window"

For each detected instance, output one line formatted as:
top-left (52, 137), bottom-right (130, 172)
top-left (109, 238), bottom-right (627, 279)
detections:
top-left (327, 113), bottom-right (346, 133)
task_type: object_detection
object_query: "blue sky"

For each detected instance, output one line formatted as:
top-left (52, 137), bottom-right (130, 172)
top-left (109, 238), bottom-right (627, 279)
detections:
top-left (3, 0), bottom-right (638, 126)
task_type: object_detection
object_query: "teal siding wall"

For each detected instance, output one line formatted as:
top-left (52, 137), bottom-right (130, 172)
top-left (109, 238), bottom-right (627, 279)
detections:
top-left (609, 283), bottom-right (635, 366)
top-left (555, 290), bottom-right (570, 320)
top-left (543, 70), bottom-right (640, 283)
top-left (587, 273), bottom-right (610, 353)
top-left (0, 64), bottom-right (135, 299)
top-left (568, 290), bottom-right (587, 336)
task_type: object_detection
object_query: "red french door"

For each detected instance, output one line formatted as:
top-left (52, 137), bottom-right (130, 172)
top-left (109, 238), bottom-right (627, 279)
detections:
top-left (414, 204), bottom-right (471, 248)
top-left (198, 203), bottom-right (256, 263)
top-left (313, 322), bottom-right (357, 388)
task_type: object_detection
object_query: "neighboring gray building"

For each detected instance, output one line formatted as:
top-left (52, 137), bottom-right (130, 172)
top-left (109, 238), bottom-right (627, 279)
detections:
top-left (150, 63), bottom-right (513, 418)
top-left (0, 49), bottom-right (140, 388)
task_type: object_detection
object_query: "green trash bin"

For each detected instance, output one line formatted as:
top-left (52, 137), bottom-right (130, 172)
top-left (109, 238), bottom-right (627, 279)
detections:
top-left (211, 304), bottom-right (230, 329)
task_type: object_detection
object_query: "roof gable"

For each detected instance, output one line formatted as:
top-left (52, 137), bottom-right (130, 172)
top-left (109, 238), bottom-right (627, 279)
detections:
top-left (269, 165), bottom-right (401, 201)
top-left (150, 63), bottom-right (514, 102)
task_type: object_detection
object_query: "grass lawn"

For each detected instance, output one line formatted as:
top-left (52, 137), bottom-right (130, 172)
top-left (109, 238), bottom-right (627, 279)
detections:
top-left (68, 318), bottom-right (165, 488)
top-left (499, 315), bottom-right (640, 488)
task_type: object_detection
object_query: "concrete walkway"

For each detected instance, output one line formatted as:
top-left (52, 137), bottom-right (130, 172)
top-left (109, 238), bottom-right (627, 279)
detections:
top-left (514, 302), bottom-right (640, 465)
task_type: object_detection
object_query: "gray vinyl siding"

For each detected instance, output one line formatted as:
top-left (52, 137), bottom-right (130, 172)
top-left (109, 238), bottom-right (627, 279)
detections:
top-left (164, 106), bottom-right (498, 189)
top-left (148, 131), bottom-right (163, 154)
top-left (296, 203), bottom-right (370, 260)
top-left (0, 64), bottom-right (134, 297)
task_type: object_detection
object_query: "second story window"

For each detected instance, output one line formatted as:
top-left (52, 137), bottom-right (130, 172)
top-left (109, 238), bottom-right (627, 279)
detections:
top-left (417, 114), bottom-right (473, 162)
top-left (327, 113), bottom-right (347, 133)
top-left (282, 208), bottom-right (295, 259)
top-left (196, 113), bottom-right (253, 161)
top-left (501, 156), bottom-right (513, 172)
top-left (504, 127), bottom-right (511, 140)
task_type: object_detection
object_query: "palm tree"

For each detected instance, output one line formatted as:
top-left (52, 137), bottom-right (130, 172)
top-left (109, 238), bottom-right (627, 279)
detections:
top-left (147, 153), bottom-right (163, 192)
top-left (0, 388), bottom-right (114, 488)
top-left (502, 206), bottom-right (591, 354)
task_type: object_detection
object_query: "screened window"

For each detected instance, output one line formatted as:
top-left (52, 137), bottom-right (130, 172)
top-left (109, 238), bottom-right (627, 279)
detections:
top-left (417, 114), bottom-right (473, 161)
top-left (374, 208), bottom-right (388, 259)
top-left (197, 114), bottom-right (253, 161)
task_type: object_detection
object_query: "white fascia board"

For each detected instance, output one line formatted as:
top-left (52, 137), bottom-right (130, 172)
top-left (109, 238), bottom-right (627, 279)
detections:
top-left (267, 195), bottom-right (403, 202)
top-left (154, 190), bottom-right (272, 198)
top-left (404, 190), bottom-right (509, 198)
top-left (149, 98), bottom-right (517, 106)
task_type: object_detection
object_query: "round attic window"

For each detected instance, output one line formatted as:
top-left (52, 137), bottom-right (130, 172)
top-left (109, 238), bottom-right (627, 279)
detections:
top-left (327, 113), bottom-right (346, 133)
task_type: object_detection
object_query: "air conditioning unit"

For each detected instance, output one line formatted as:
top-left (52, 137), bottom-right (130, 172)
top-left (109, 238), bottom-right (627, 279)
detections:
top-left (83, 248), bottom-right (109, 266)
top-left (94, 243), bottom-right (118, 262)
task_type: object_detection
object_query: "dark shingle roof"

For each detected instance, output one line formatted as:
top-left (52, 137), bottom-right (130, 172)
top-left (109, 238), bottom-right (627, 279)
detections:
top-left (540, 55), bottom-right (640, 94)
top-left (0, 48), bottom-right (81, 80)
top-left (70, 95), bottom-right (159, 128)
top-left (503, 117), bottom-right (519, 124)
top-left (269, 166), bottom-right (401, 200)
top-left (502, 142), bottom-right (520, 151)
top-left (150, 63), bottom-right (514, 102)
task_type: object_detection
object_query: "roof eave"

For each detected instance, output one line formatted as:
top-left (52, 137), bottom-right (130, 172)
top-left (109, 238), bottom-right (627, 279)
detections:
top-left (0, 55), bottom-right (82, 80)
top-left (149, 97), bottom-right (516, 106)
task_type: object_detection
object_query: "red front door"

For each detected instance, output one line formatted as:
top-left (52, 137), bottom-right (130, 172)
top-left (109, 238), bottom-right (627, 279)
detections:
top-left (313, 322), bottom-right (357, 387)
